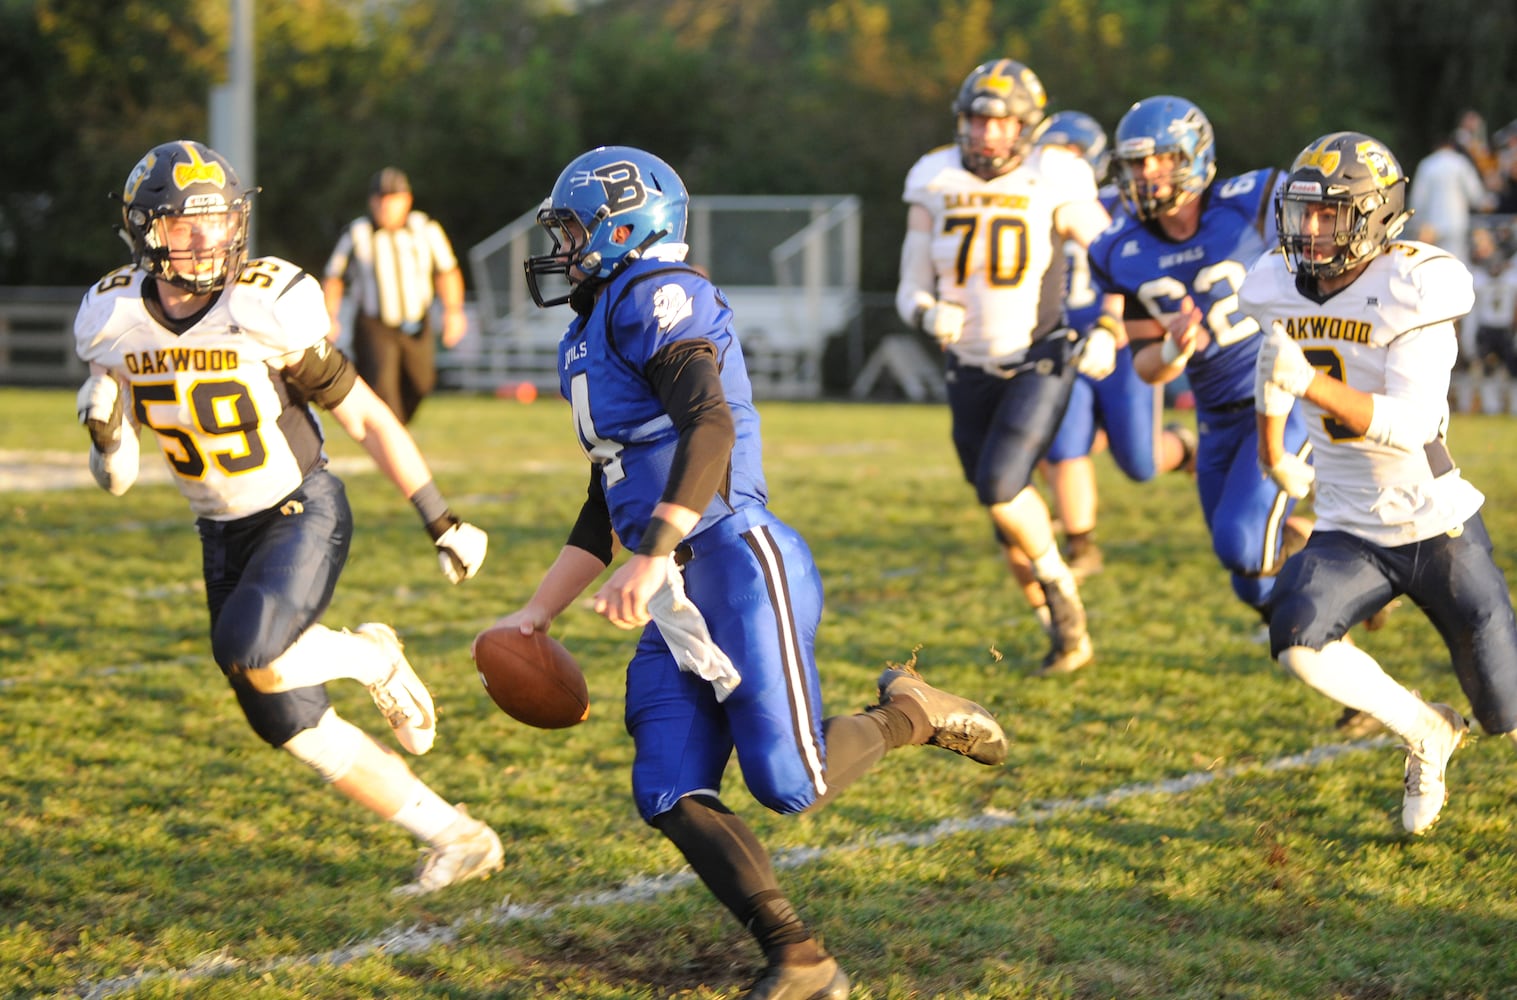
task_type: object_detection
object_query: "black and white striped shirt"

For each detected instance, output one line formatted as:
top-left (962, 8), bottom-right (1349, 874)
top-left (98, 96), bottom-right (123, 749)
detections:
top-left (324, 211), bottom-right (458, 329)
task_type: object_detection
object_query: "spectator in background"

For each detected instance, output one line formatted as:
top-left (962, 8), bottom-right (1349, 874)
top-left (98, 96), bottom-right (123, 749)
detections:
top-left (1409, 130), bottom-right (1497, 267)
top-left (323, 168), bottom-right (467, 425)
top-left (1453, 110), bottom-right (1500, 186)
top-left (1492, 119), bottom-right (1517, 214)
top-left (1466, 227), bottom-right (1517, 414)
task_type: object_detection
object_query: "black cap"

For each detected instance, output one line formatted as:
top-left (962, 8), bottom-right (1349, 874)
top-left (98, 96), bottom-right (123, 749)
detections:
top-left (370, 167), bottom-right (411, 196)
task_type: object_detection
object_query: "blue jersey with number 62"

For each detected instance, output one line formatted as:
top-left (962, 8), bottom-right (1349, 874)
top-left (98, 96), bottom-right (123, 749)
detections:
top-left (556, 253), bottom-right (768, 552)
top-left (1088, 167), bottom-right (1283, 408)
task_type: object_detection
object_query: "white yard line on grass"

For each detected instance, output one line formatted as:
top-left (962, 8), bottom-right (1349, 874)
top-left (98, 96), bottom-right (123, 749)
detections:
top-left (68, 737), bottom-right (1391, 999)
top-left (0, 451), bottom-right (380, 493)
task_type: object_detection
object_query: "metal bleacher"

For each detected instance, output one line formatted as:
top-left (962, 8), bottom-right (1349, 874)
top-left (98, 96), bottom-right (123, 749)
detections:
top-left (0, 288), bottom-right (88, 387)
top-left (455, 195), bottom-right (862, 399)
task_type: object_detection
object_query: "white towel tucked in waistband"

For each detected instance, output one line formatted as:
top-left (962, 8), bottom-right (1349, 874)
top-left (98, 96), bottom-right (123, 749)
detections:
top-left (646, 555), bottom-right (741, 701)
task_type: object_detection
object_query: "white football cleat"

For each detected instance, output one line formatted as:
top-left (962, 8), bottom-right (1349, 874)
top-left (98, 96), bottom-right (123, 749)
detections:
top-left (355, 623), bottom-right (436, 755)
top-left (1401, 702), bottom-right (1468, 836)
top-left (393, 805), bottom-right (505, 897)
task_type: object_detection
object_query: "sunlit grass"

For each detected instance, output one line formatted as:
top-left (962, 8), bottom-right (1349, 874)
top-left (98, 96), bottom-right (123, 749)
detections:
top-left (5, 388), bottom-right (1517, 998)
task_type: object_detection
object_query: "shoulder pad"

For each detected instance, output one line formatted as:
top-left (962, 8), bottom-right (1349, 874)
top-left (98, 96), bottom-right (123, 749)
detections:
top-left (227, 258), bottom-right (330, 353)
top-left (74, 267), bottom-right (143, 362)
top-left (1213, 168), bottom-right (1276, 207)
top-left (1398, 244), bottom-right (1474, 321)
top-left (903, 146), bottom-right (964, 200)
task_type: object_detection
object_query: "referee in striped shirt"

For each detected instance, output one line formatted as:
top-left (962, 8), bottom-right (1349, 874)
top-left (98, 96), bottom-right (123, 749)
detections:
top-left (323, 167), bottom-right (467, 424)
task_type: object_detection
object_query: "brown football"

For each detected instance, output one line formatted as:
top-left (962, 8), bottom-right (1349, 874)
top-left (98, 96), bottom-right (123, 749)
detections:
top-left (471, 625), bottom-right (590, 729)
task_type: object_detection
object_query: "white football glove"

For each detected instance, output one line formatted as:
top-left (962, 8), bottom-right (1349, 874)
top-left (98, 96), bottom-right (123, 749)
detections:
top-left (435, 521), bottom-right (488, 584)
top-left (921, 301), bottom-right (966, 347)
top-left (76, 373), bottom-right (123, 451)
top-left (1076, 324), bottom-right (1118, 380)
top-left (1266, 452), bottom-right (1315, 500)
top-left (1256, 379), bottom-right (1298, 417)
top-left (1259, 321), bottom-right (1316, 397)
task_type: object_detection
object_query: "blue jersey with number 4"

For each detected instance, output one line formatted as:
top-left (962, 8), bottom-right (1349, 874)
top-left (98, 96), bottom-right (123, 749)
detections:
top-left (556, 256), bottom-right (768, 551)
top-left (1088, 168), bottom-right (1282, 408)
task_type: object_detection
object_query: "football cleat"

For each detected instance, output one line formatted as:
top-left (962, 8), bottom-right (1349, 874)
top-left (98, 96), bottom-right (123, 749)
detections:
top-left (877, 665), bottom-right (1008, 765)
top-left (355, 622), bottom-right (436, 755)
top-left (1037, 576), bottom-right (1092, 676)
top-left (742, 956), bottom-right (851, 1000)
top-left (1400, 702), bottom-right (1468, 836)
top-left (393, 804), bottom-right (505, 897)
top-left (1038, 632), bottom-right (1094, 676)
top-left (1064, 540), bottom-right (1104, 582)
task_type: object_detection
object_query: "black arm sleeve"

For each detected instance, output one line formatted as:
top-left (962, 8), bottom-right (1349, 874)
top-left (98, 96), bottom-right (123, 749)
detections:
top-left (283, 341), bottom-right (359, 409)
top-left (644, 338), bottom-right (735, 512)
top-left (565, 464), bottom-right (615, 566)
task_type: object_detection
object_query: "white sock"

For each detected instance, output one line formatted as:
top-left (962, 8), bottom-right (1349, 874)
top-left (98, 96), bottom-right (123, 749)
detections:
top-left (1278, 641), bottom-right (1441, 741)
top-left (389, 779), bottom-right (463, 845)
top-left (249, 624), bottom-right (391, 691)
top-left (1029, 545), bottom-right (1071, 586)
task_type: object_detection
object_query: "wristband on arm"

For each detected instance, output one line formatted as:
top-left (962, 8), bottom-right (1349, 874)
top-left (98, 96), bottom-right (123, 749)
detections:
top-left (409, 480), bottom-right (458, 541)
top-left (635, 516), bottom-right (685, 558)
top-left (1160, 335), bottom-right (1194, 366)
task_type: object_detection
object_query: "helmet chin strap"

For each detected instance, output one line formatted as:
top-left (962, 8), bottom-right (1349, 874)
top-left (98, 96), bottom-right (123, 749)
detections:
top-left (569, 228), bottom-right (672, 316)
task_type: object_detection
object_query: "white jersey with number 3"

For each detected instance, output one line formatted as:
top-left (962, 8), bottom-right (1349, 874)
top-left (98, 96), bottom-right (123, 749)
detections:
top-left (1240, 241), bottom-right (1483, 545)
top-left (902, 144), bottom-right (1097, 366)
top-left (74, 258), bottom-right (333, 520)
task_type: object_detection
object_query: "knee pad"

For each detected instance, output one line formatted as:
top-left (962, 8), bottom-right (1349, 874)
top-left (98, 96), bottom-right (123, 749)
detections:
top-left (282, 708), bottom-right (367, 783)
top-left (232, 675), bottom-right (332, 747)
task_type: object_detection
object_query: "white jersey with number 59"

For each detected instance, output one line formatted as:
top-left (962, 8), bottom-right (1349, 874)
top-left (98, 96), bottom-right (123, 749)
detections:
top-left (902, 144), bottom-right (1098, 367)
top-left (1240, 240), bottom-right (1483, 545)
top-left (74, 258), bottom-right (333, 520)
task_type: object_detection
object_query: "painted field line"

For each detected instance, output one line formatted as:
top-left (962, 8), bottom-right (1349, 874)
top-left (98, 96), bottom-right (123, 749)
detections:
top-left (0, 449), bottom-right (571, 494)
top-left (69, 737), bottom-right (1390, 999)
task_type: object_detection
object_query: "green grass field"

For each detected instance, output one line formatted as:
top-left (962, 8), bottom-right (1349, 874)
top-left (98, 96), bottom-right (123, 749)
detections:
top-left (5, 388), bottom-right (1517, 999)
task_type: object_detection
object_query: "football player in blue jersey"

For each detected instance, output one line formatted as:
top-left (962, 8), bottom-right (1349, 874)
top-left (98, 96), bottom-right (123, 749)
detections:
top-left (1028, 111), bottom-right (1198, 590)
top-left (895, 61), bottom-right (1117, 677)
top-left (504, 145), bottom-right (1009, 1000)
top-left (73, 140), bottom-right (500, 897)
top-left (1088, 96), bottom-right (1310, 626)
top-left (1243, 131), bottom-right (1517, 835)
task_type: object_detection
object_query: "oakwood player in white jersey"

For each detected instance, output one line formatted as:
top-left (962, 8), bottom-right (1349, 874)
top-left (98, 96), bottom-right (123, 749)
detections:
top-left (73, 140), bottom-right (501, 895)
top-left (895, 59), bottom-right (1116, 677)
top-left (1242, 131), bottom-right (1517, 836)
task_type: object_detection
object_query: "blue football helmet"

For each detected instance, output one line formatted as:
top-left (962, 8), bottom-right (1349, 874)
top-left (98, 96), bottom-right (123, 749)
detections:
top-left (119, 140), bottom-right (253, 294)
top-left (1112, 96), bottom-right (1217, 221)
top-left (524, 146), bottom-right (689, 308)
top-left (1034, 111), bottom-right (1110, 181)
top-left (1276, 131), bottom-right (1410, 279)
top-left (952, 59), bottom-right (1047, 178)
